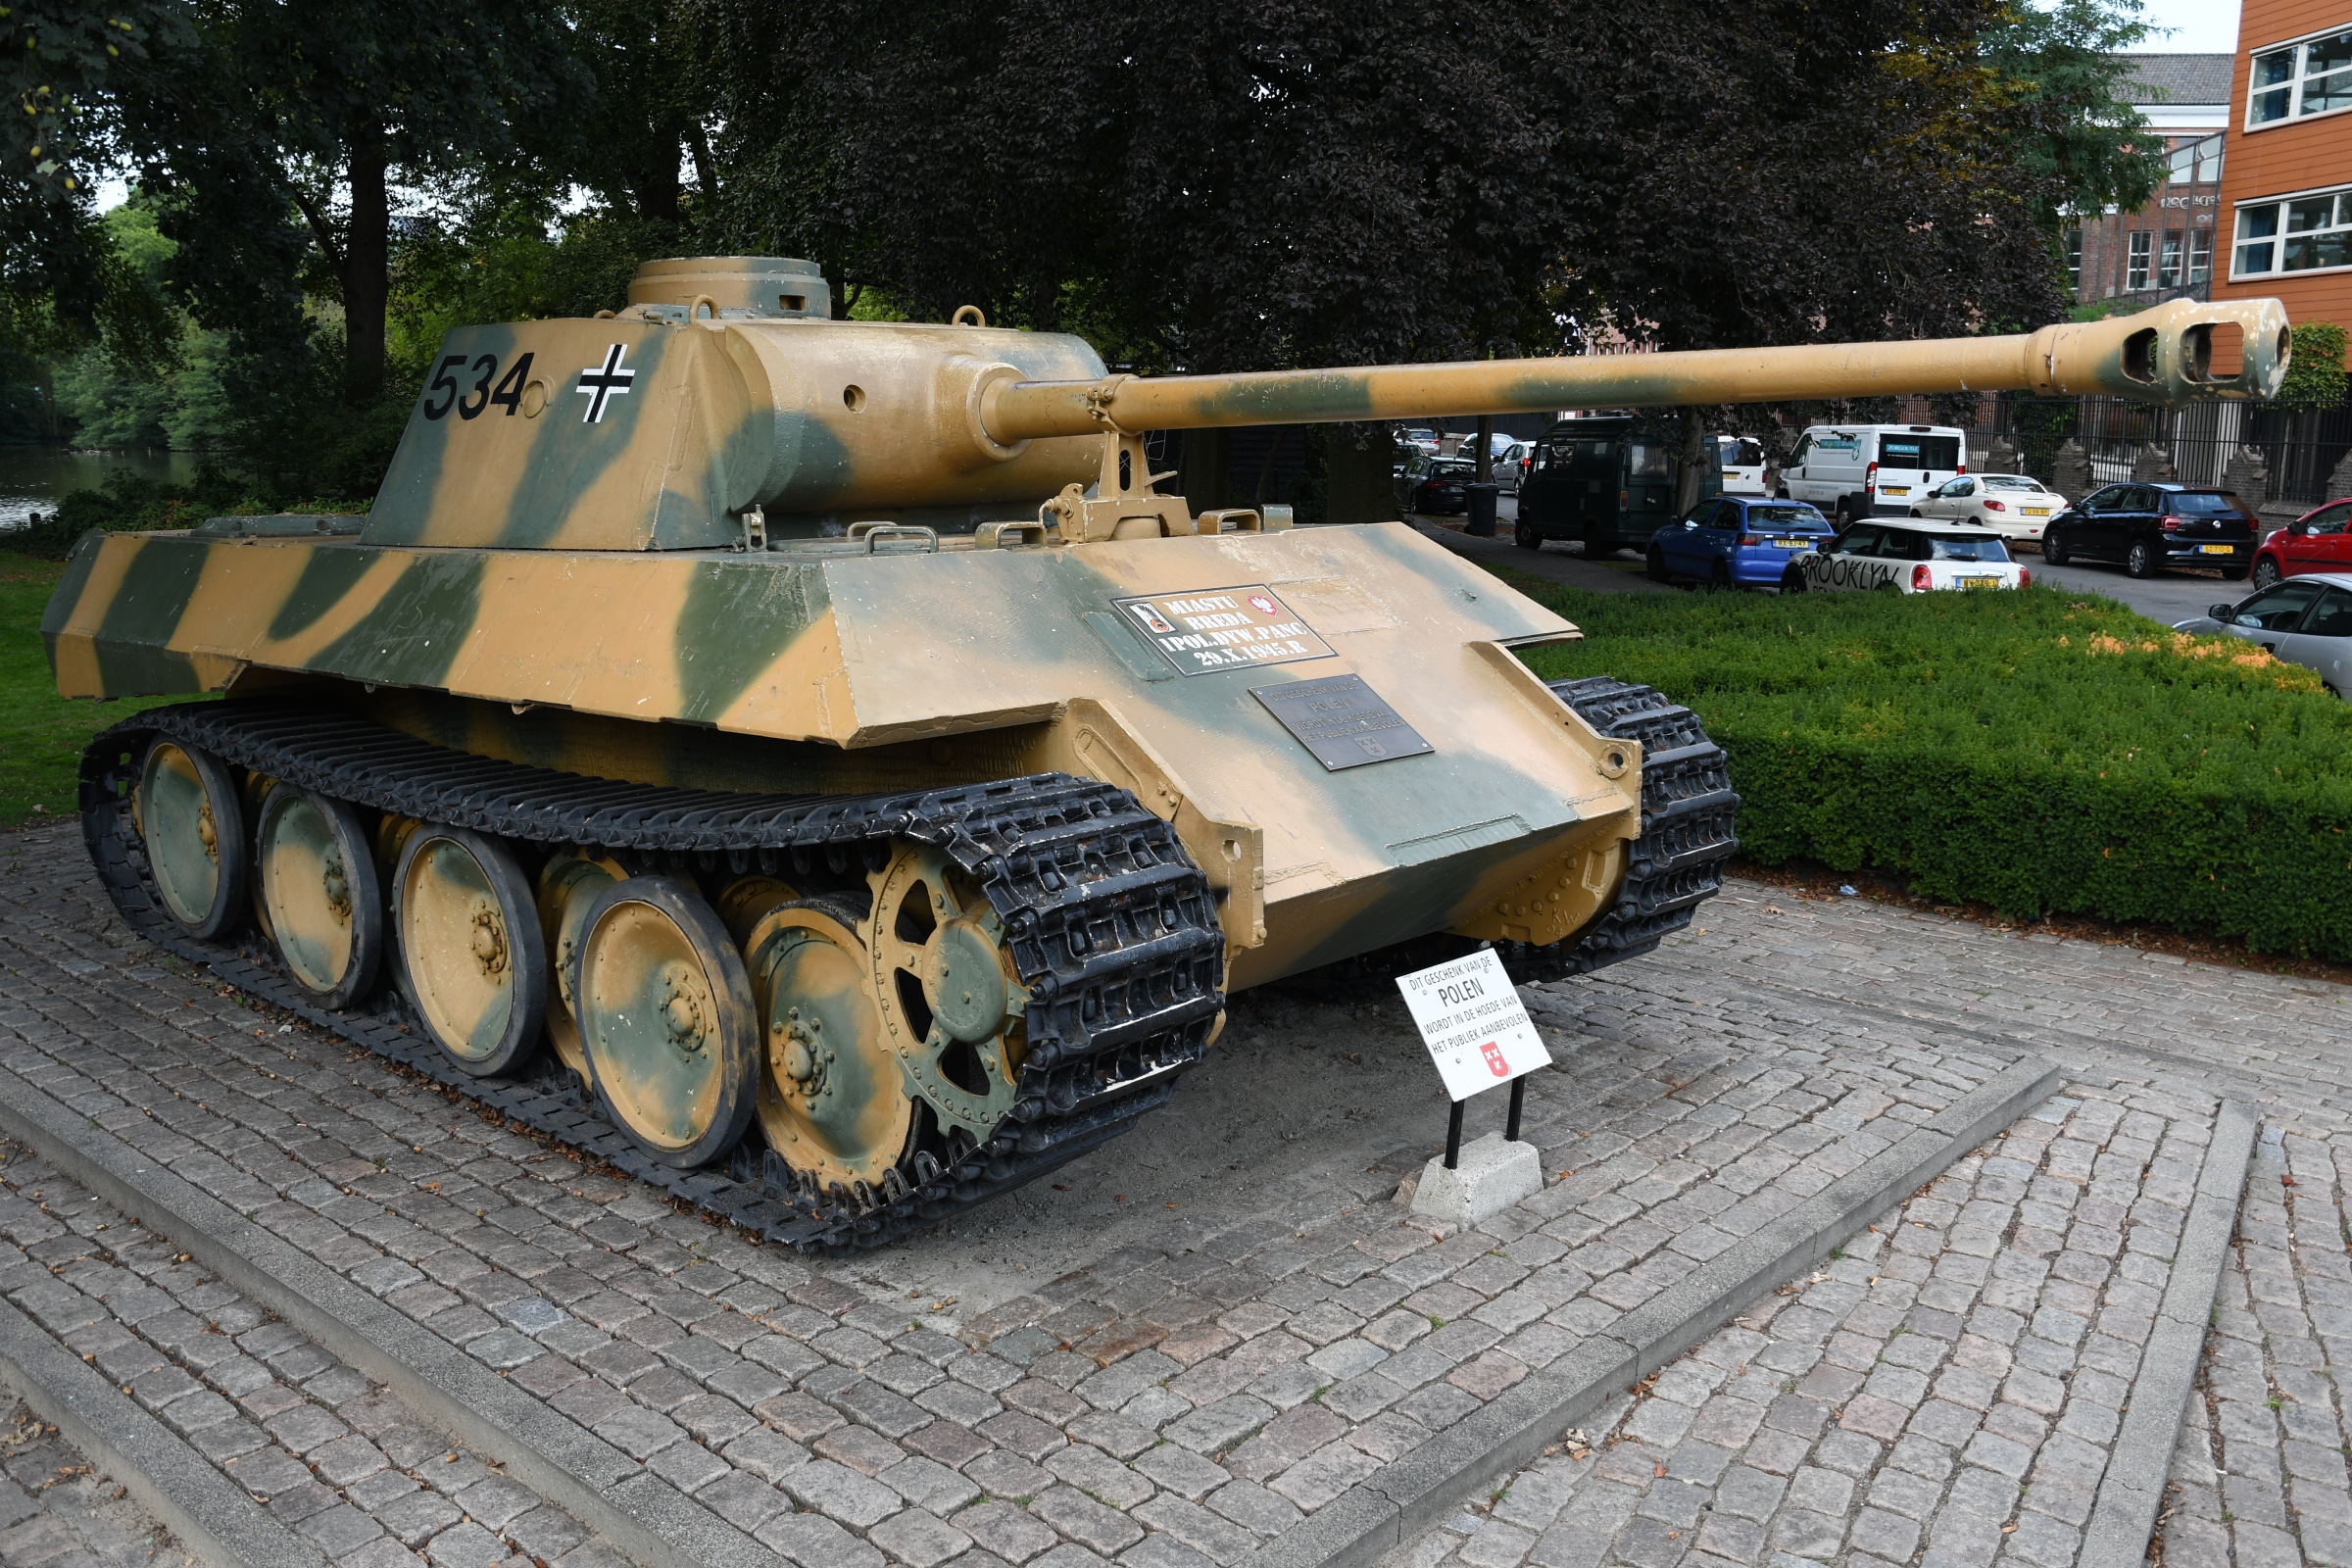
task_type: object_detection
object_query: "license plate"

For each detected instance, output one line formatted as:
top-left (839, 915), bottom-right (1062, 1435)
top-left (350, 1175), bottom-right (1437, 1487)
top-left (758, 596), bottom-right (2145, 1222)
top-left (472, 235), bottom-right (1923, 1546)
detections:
top-left (2200, 544), bottom-right (2233, 555)
top-left (1958, 575), bottom-right (1998, 590)
top-left (1776, 538), bottom-right (1810, 548)
top-left (1882, 486), bottom-right (1909, 496)
top-left (2024, 507), bottom-right (2050, 516)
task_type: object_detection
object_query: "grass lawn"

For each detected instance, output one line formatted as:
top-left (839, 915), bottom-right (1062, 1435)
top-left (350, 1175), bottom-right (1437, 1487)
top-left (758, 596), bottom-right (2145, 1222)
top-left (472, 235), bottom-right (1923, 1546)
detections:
top-left (0, 560), bottom-right (192, 829)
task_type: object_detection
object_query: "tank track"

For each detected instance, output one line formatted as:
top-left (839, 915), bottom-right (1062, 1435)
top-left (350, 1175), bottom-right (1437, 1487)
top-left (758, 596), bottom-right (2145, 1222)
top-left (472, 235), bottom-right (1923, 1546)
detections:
top-left (77, 698), bottom-right (1225, 1254)
top-left (1494, 677), bottom-right (1740, 982)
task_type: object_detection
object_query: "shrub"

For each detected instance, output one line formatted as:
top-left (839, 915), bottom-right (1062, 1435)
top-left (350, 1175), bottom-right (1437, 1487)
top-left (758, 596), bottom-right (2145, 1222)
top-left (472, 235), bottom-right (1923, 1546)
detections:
top-left (4, 465), bottom-right (367, 561)
top-left (1502, 574), bottom-right (2352, 959)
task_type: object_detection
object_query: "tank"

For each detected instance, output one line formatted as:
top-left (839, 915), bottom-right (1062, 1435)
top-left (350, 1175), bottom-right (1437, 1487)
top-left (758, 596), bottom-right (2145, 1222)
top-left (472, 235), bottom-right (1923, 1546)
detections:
top-left (42, 261), bottom-right (2288, 1250)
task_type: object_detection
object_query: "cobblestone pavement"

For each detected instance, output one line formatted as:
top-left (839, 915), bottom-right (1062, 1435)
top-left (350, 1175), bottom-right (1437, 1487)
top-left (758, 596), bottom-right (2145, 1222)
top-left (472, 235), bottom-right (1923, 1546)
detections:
top-left (1384, 888), bottom-right (2352, 1568)
top-left (0, 1146), bottom-right (615, 1568)
top-left (0, 1398), bottom-right (182, 1567)
top-left (5, 823), bottom-right (2352, 1568)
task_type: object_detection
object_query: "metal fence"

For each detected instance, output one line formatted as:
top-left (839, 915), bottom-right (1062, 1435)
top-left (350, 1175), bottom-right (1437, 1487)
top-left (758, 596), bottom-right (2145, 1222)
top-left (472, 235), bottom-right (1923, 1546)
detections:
top-left (1986, 394), bottom-right (2352, 506)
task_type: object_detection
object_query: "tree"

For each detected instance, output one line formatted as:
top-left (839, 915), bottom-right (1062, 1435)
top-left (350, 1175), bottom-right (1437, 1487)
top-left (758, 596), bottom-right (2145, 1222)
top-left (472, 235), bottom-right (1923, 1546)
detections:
top-left (1981, 0), bottom-right (2168, 235)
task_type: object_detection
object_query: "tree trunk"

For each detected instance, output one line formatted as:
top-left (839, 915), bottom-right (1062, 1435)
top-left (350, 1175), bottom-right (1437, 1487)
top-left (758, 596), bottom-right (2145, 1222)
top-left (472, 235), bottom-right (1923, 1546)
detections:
top-left (1673, 406), bottom-right (1709, 516)
top-left (344, 133), bottom-right (388, 407)
top-left (1474, 415), bottom-right (1494, 482)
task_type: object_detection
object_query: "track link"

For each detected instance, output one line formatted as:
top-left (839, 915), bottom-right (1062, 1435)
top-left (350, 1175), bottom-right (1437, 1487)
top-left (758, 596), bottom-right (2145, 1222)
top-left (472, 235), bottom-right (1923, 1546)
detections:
top-left (79, 699), bottom-right (1225, 1253)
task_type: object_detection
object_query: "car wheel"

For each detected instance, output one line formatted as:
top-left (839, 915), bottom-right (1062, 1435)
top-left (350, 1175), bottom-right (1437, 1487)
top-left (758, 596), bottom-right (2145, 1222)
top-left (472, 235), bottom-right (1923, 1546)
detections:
top-left (2252, 558), bottom-right (2280, 589)
top-left (1645, 546), bottom-right (1670, 582)
top-left (2042, 528), bottom-right (2069, 566)
top-left (1709, 560), bottom-right (1733, 592)
top-left (1781, 566), bottom-right (1806, 594)
top-left (1908, 508), bottom-right (1922, 517)
top-left (1514, 519), bottom-right (1541, 551)
top-left (2126, 539), bottom-right (2154, 578)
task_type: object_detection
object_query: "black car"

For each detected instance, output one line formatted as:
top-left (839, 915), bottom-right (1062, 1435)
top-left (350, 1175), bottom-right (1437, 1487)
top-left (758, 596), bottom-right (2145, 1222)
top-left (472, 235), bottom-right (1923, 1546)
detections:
top-left (2040, 482), bottom-right (2255, 580)
top-left (1414, 459), bottom-right (1476, 515)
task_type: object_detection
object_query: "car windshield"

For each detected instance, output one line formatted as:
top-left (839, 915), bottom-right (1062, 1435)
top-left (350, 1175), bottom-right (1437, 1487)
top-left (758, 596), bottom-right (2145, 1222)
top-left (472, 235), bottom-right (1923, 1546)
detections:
top-left (1983, 475), bottom-right (2042, 491)
top-left (1745, 503), bottom-right (1828, 529)
top-left (2170, 492), bottom-right (2251, 517)
top-left (1925, 534), bottom-right (2011, 562)
top-left (1878, 434), bottom-right (1961, 471)
top-left (1429, 461), bottom-right (1474, 478)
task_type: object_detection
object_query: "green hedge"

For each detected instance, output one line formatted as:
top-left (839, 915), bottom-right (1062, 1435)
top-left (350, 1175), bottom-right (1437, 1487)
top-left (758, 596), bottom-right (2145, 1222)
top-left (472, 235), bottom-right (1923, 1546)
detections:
top-left (1501, 574), bottom-right (2352, 959)
top-left (3, 466), bottom-right (367, 561)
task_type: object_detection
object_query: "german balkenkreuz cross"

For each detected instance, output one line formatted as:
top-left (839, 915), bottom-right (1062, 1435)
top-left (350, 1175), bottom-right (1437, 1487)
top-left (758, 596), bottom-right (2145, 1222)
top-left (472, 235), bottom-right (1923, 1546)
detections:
top-left (576, 343), bottom-right (636, 423)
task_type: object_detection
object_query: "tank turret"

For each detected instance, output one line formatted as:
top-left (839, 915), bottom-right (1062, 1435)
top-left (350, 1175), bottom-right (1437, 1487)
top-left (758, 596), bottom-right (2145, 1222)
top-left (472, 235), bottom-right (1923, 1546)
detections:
top-left (44, 261), bottom-right (2290, 1250)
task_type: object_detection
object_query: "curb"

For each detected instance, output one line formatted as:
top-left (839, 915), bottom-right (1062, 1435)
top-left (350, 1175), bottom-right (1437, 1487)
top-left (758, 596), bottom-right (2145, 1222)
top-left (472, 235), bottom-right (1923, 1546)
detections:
top-left (0, 1293), bottom-right (327, 1568)
top-left (0, 1062), bottom-right (778, 1568)
top-left (1250, 1054), bottom-right (2066, 1568)
top-left (2078, 1097), bottom-right (2257, 1568)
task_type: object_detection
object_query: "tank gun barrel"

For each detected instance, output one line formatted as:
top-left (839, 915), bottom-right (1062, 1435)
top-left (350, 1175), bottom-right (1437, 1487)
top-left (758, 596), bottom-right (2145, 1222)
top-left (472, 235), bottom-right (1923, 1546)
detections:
top-left (980, 298), bottom-right (2289, 442)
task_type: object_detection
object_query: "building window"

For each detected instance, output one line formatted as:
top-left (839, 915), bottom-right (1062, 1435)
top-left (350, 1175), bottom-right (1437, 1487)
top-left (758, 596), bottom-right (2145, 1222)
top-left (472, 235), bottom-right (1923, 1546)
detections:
top-left (2166, 132), bottom-right (2225, 183)
top-left (2234, 189), bottom-right (2352, 275)
top-left (2189, 228), bottom-right (2213, 285)
top-left (2159, 233), bottom-right (2183, 287)
top-left (2128, 230), bottom-right (2153, 290)
top-left (2249, 29), bottom-right (2352, 124)
top-left (2066, 229), bottom-right (2083, 294)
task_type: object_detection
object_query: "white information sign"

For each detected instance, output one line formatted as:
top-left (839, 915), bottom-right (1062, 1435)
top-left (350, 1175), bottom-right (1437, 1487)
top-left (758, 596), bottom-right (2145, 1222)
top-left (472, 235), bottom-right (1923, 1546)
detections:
top-left (1396, 949), bottom-right (1551, 1102)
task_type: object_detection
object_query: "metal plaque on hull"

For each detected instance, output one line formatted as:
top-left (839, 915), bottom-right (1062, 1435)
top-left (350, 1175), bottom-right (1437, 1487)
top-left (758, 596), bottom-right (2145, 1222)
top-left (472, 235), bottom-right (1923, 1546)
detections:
top-left (1112, 585), bottom-right (1335, 676)
top-left (1250, 673), bottom-right (1433, 770)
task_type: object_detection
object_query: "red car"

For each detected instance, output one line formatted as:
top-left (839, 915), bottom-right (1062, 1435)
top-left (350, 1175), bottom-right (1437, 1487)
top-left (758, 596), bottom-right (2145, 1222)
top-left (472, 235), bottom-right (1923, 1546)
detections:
top-left (2251, 497), bottom-right (2352, 587)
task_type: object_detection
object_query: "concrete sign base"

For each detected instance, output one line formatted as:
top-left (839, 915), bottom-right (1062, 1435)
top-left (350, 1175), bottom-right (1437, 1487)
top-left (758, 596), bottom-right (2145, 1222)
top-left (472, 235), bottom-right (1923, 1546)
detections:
top-left (1409, 1132), bottom-right (1543, 1227)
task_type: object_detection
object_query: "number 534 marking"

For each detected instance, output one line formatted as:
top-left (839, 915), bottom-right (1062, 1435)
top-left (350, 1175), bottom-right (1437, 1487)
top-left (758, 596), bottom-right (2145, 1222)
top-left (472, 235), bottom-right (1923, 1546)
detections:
top-left (421, 352), bottom-right (536, 421)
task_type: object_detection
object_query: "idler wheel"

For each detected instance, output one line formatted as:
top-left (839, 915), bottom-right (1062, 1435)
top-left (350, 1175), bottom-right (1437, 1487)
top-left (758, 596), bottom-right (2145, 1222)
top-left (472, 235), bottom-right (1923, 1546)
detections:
top-left (536, 853), bottom-right (626, 1084)
top-left (866, 844), bottom-right (1027, 1148)
top-left (256, 787), bottom-right (384, 1009)
top-left (135, 741), bottom-right (248, 941)
top-left (573, 876), bottom-right (759, 1168)
top-left (395, 826), bottom-right (546, 1077)
top-left (744, 896), bottom-right (911, 1190)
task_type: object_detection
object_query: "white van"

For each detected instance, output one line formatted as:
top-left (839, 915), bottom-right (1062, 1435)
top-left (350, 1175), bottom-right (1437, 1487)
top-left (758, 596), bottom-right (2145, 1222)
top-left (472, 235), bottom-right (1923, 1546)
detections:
top-left (1780, 424), bottom-right (1967, 528)
top-left (1716, 435), bottom-right (1768, 496)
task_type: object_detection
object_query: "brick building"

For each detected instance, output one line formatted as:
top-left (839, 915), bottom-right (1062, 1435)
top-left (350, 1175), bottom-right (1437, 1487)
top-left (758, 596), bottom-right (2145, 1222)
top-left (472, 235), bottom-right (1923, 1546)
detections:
top-left (2069, 55), bottom-right (2231, 306)
top-left (2211, 0), bottom-right (2352, 328)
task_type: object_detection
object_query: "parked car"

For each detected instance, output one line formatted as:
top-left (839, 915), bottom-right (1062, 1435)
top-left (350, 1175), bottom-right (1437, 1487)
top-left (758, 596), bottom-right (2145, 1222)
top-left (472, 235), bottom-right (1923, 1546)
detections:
top-left (1400, 427), bottom-right (1442, 456)
top-left (1908, 473), bottom-right (2067, 543)
top-left (1716, 436), bottom-right (1769, 496)
top-left (1779, 423), bottom-right (1967, 527)
top-left (1516, 416), bottom-right (1722, 554)
top-left (2250, 496), bottom-right (2352, 587)
top-left (2173, 573), bottom-right (2352, 696)
top-left (1414, 458), bottom-right (1477, 514)
top-left (1646, 497), bottom-right (1835, 587)
top-left (2039, 483), bottom-right (2254, 580)
top-left (1785, 518), bottom-right (2029, 594)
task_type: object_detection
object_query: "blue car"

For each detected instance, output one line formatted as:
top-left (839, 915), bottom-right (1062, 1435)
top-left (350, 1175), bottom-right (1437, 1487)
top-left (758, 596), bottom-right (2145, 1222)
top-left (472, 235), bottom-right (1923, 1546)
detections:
top-left (1646, 496), bottom-right (1836, 587)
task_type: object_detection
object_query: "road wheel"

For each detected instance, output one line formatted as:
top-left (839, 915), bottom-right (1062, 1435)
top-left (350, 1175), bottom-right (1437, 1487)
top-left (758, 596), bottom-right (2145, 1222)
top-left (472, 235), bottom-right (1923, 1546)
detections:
top-left (574, 876), bottom-right (760, 1167)
top-left (2126, 539), bottom-right (2155, 578)
top-left (2252, 558), bottom-right (2280, 589)
top-left (538, 854), bottom-right (626, 1083)
top-left (256, 787), bottom-right (384, 1009)
top-left (135, 741), bottom-right (248, 942)
top-left (743, 894), bottom-right (913, 1194)
top-left (2042, 528), bottom-right (2070, 566)
top-left (865, 843), bottom-right (1027, 1154)
top-left (1514, 518), bottom-right (1541, 551)
top-left (395, 826), bottom-right (546, 1078)
top-left (1645, 546), bottom-right (1670, 582)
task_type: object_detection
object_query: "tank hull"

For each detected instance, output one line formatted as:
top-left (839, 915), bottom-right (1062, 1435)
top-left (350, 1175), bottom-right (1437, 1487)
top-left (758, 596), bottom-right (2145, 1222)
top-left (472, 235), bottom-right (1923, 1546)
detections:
top-left (45, 521), bottom-right (1642, 988)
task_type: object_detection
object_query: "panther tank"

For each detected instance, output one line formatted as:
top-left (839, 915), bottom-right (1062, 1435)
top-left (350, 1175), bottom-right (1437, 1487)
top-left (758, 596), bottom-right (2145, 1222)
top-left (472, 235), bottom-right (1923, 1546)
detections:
top-left (43, 260), bottom-right (2287, 1250)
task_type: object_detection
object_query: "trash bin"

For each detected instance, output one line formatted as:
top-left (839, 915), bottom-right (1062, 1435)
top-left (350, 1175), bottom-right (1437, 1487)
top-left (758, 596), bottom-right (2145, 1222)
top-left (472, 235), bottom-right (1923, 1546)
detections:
top-left (1465, 484), bottom-right (1499, 538)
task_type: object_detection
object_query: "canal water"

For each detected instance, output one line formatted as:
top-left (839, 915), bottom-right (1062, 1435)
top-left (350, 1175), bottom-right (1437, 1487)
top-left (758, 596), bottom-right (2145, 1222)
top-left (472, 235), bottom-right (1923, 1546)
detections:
top-left (0, 449), bottom-right (201, 529)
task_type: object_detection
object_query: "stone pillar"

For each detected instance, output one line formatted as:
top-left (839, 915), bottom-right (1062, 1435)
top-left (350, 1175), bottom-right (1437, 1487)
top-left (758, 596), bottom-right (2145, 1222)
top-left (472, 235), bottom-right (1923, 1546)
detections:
top-left (1977, 435), bottom-right (2020, 475)
top-left (2130, 443), bottom-right (2174, 482)
top-left (2223, 444), bottom-right (2269, 503)
top-left (1326, 423), bottom-right (1396, 525)
top-left (2051, 439), bottom-right (2093, 501)
top-left (2326, 445), bottom-right (2352, 502)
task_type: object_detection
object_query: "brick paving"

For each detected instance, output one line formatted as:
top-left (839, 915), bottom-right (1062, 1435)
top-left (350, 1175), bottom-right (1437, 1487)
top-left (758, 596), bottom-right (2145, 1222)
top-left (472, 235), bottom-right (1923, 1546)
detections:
top-left (4, 825), bottom-right (2352, 1567)
top-left (0, 1398), bottom-right (180, 1567)
top-left (0, 1144), bottom-right (612, 1568)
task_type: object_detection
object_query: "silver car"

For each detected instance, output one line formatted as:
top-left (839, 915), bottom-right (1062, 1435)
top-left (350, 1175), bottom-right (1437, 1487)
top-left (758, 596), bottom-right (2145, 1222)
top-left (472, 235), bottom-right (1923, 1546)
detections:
top-left (2173, 572), bottom-right (2352, 696)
